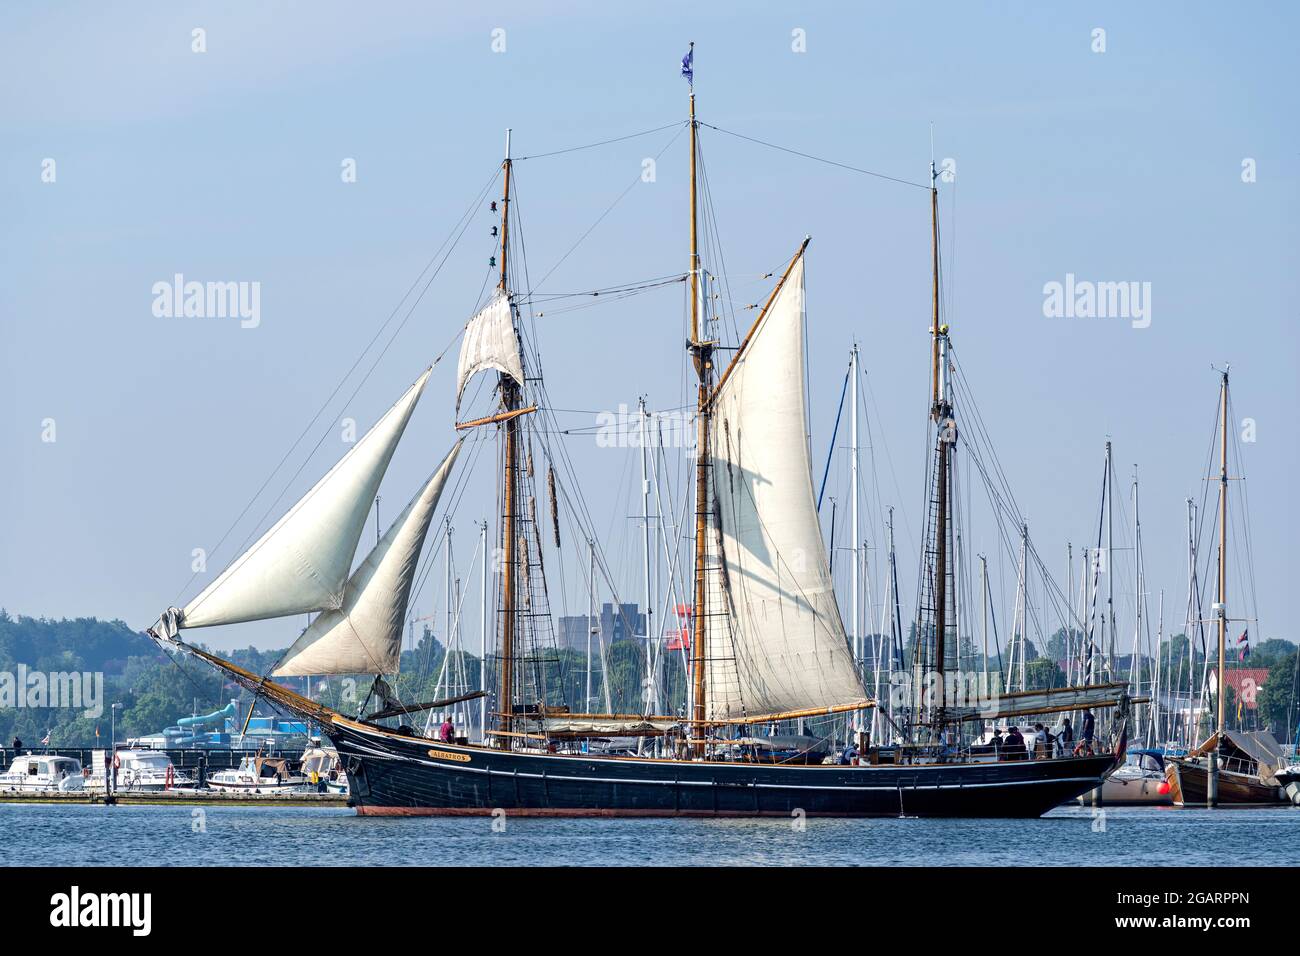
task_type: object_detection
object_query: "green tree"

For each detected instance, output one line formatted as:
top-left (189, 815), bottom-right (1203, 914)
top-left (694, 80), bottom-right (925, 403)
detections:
top-left (1258, 650), bottom-right (1299, 740)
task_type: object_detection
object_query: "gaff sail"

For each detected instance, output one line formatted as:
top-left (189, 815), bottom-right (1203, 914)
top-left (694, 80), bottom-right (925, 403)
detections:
top-left (706, 251), bottom-right (869, 720)
top-left (272, 441), bottom-right (462, 676)
top-left (167, 369), bottom-right (431, 632)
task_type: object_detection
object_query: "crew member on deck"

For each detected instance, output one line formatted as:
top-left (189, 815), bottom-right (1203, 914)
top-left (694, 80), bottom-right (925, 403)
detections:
top-left (1002, 725), bottom-right (1024, 760)
top-left (1080, 710), bottom-right (1095, 749)
top-left (439, 718), bottom-right (455, 743)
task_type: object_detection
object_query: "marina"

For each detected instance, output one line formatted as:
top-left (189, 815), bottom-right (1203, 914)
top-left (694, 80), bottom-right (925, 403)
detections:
top-left (2, 5), bottom-right (1295, 918)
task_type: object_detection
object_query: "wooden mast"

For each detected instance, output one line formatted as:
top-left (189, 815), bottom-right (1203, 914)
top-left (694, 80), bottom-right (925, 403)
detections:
top-left (686, 44), bottom-right (711, 754)
top-left (1211, 367), bottom-right (1229, 800)
top-left (928, 162), bottom-right (950, 727)
top-left (497, 128), bottom-right (518, 749)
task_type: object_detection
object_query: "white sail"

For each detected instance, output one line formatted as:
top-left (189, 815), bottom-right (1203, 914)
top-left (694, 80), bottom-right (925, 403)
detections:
top-left (455, 292), bottom-right (524, 410)
top-left (273, 442), bottom-right (462, 676)
top-left (705, 254), bottom-right (869, 720)
top-left (180, 369), bottom-right (432, 630)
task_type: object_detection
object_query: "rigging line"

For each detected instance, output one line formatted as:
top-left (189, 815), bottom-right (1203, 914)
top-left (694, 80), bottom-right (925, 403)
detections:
top-left (526, 281), bottom-right (687, 318)
top-left (514, 121), bottom-right (686, 161)
top-left (520, 274), bottom-right (687, 302)
top-left (172, 167), bottom-right (500, 609)
top-left (532, 123), bottom-right (688, 291)
top-left (817, 357), bottom-right (852, 513)
top-left (698, 122), bottom-right (930, 191)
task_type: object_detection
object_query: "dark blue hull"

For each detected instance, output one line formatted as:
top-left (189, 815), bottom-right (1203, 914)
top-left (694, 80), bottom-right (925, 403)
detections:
top-left (328, 718), bottom-right (1119, 818)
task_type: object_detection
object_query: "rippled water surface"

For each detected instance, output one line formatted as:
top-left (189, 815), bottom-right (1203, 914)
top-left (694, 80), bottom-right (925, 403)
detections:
top-left (2, 803), bottom-right (1295, 866)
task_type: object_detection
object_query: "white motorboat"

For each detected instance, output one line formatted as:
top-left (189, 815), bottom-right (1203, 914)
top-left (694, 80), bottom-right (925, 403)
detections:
top-left (85, 748), bottom-right (196, 792)
top-left (206, 755), bottom-right (307, 793)
top-left (0, 754), bottom-right (85, 792)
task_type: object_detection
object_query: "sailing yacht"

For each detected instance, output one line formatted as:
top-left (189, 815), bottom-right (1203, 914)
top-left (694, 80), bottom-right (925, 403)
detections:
top-left (1164, 369), bottom-right (1288, 807)
top-left (146, 49), bottom-right (1131, 817)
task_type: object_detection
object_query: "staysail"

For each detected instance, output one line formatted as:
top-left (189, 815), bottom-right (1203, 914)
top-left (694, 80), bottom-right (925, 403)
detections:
top-left (178, 369), bottom-right (432, 630)
top-left (455, 292), bottom-right (524, 410)
top-left (273, 441), bottom-right (462, 676)
top-left (705, 252), bottom-right (869, 720)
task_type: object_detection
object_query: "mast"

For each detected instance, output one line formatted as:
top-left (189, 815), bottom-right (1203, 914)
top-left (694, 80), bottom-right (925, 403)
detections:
top-left (586, 537), bottom-right (595, 711)
top-left (980, 553), bottom-right (989, 695)
top-left (479, 519), bottom-right (487, 743)
top-left (1211, 367), bottom-right (1229, 802)
top-left (496, 128), bottom-right (518, 749)
top-left (1184, 497), bottom-right (1196, 749)
top-left (639, 397), bottom-right (658, 720)
top-left (850, 342), bottom-right (860, 728)
top-left (1105, 440), bottom-right (1114, 682)
top-left (1017, 523), bottom-right (1028, 693)
top-left (441, 516), bottom-right (453, 706)
top-left (1131, 465), bottom-right (1141, 701)
top-left (887, 506), bottom-right (902, 731)
top-left (687, 44), bottom-right (711, 749)
top-left (928, 161), bottom-right (950, 726)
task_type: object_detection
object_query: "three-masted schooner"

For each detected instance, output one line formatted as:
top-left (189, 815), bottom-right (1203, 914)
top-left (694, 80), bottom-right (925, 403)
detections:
top-left (147, 48), bottom-right (1131, 817)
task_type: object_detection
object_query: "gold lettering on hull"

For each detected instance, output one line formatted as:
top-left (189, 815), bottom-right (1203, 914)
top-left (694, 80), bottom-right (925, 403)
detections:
top-left (427, 748), bottom-right (471, 763)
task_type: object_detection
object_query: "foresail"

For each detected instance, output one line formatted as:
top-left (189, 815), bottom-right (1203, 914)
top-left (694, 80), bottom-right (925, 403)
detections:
top-left (180, 369), bottom-right (433, 630)
top-left (273, 441), bottom-right (462, 676)
top-left (706, 254), bottom-right (868, 720)
top-left (455, 292), bottom-right (523, 410)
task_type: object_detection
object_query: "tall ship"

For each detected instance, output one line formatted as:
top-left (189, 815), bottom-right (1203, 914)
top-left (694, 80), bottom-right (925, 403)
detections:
top-left (146, 48), bottom-right (1130, 817)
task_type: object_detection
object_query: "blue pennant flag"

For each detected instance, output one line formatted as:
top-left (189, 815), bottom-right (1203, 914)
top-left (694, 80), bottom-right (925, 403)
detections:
top-left (681, 45), bottom-right (693, 85)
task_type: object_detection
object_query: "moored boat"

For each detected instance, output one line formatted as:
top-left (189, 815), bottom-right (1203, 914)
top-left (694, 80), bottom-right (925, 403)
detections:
top-left (206, 755), bottom-right (307, 793)
top-left (1084, 748), bottom-right (1173, 806)
top-left (0, 754), bottom-right (85, 792)
top-left (85, 748), bottom-right (196, 792)
top-left (1165, 730), bottom-right (1287, 807)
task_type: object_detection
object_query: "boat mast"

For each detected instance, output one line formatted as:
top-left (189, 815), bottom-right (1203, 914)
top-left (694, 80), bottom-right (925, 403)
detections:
top-left (496, 128), bottom-right (518, 749)
top-left (928, 161), bottom-right (950, 728)
top-left (687, 43), bottom-right (711, 750)
top-left (1131, 466), bottom-right (1141, 706)
top-left (640, 397), bottom-right (658, 719)
top-left (479, 519), bottom-right (488, 743)
top-left (850, 342), bottom-right (860, 729)
top-left (1211, 367), bottom-right (1229, 801)
top-left (1105, 439), bottom-right (1115, 682)
top-left (888, 506), bottom-right (903, 731)
top-left (586, 537), bottom-right (595, 710)
top-left (980, 553), bottom-right (989, 696)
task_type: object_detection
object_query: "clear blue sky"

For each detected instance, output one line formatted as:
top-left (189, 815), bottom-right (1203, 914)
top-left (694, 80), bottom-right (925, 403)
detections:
top-left (2, 1), bottom-right (1296, 654)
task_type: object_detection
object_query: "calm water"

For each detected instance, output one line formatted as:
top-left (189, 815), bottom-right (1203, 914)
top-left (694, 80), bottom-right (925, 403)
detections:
top-left (1, 803), bottom-right (1295, 866)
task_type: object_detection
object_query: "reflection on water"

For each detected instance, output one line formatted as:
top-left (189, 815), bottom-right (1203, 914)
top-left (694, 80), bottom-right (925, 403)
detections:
top-left (4, 804), bottom-right (1295, 867)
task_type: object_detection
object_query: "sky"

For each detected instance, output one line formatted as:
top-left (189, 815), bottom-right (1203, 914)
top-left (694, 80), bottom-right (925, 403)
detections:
top-left (2, 1), bottom-right (1296, 656)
